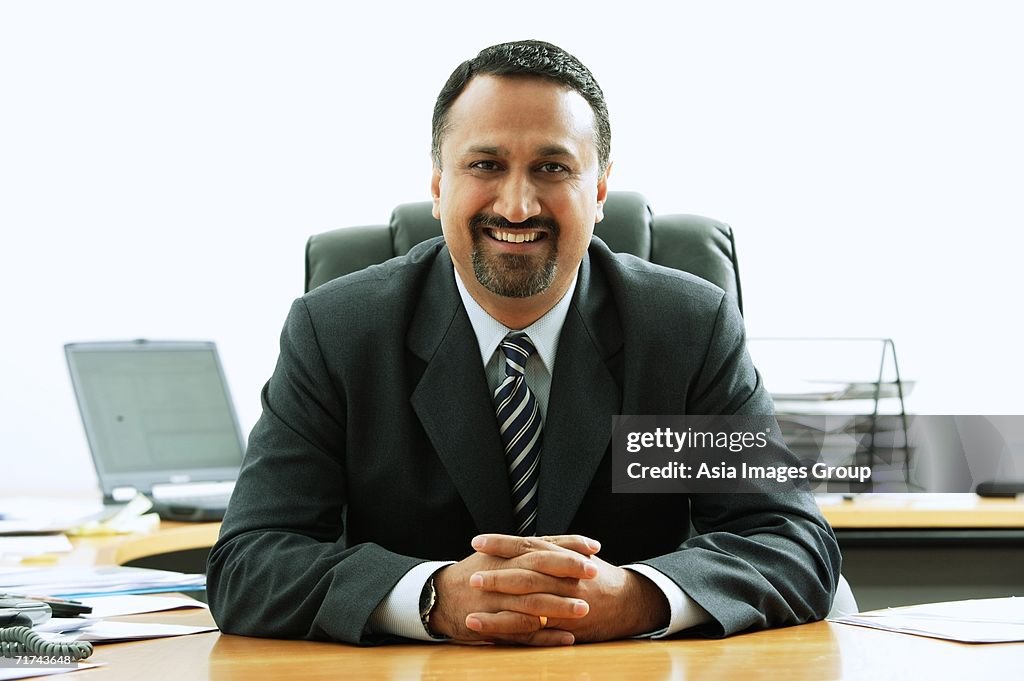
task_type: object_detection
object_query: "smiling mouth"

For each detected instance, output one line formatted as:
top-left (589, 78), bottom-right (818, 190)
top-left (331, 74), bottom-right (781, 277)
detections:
top-left (485, 229), bottom-right (546, 244)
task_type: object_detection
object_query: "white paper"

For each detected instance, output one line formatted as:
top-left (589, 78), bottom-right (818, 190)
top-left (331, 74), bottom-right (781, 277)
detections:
top-left (0, 566), bottom-right (205, 598)
top-left (0, 498), bottom-right (106, 536)
top-left (50, 620), bottom-right (217, 643)
top-left (35, 618), bottom-right (100, 634)
top-left (0, 535), bottom-right (72, 558)
top-left (0, 663), bottom-right (101, 681)
top-left (75, 594), bottom-right (208, 618)
top-left (830, 596), bottom-right (1024, 643)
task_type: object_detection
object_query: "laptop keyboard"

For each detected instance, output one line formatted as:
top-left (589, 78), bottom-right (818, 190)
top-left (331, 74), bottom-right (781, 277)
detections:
top-left (155, 493), bottom-right (232, 508)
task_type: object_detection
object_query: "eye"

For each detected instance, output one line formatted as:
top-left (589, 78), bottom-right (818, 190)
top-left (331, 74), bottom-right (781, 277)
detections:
top-left (538, 162), bottom-right (568, 173)
top-left (470, 160), bottom-right (501, 171)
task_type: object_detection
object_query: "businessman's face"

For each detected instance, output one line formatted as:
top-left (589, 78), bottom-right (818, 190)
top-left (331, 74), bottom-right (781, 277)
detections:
top-left (432, 75), bottom-right (609, 315)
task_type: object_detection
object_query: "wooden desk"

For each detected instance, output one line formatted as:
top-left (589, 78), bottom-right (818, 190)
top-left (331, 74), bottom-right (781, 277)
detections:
top-left (58, 521), bottom-right (222, 574)
top-left (64, 497), bottom-right (1024, 612)
top-left (22, 506), bottom-right (1024, 678)
top-left (101, 522), bottom-right (221, 567)
top-left (62, 496), bottom-right (1024, 560)
top-left (69, 610), bottom-right (1024, 681)
top-left (73, 496), bottom-right (1024, 559)
top-left (818, 495), bottom-right (1024, 610)
top-left (820, 495), bottom-right (1024, 529)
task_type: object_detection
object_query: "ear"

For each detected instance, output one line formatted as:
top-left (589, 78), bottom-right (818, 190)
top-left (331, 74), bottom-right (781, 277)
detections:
top-left (594, 161), bottom-right (612, 223)
top-left (430, 166), bottom-right (442, 220)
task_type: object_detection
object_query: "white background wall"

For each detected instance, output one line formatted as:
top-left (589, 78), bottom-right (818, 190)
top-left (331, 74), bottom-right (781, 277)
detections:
top-left (2, 1), bottom-right (1022, 495)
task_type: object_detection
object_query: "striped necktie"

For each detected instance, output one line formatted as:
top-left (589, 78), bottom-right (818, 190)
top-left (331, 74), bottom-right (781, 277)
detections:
top-left (494, 333), bottom-right (542, 536)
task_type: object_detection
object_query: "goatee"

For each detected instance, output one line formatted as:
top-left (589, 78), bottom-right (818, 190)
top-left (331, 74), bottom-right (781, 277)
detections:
top-left (469, 214), bottom-right (559, 298)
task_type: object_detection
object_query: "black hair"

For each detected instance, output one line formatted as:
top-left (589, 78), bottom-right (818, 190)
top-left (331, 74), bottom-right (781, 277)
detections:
top-left (431, 40), bottom-right (611, 172)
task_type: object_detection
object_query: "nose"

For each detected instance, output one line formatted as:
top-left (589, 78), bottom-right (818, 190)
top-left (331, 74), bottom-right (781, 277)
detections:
top-left (492, 173), bottom-right (541, 224)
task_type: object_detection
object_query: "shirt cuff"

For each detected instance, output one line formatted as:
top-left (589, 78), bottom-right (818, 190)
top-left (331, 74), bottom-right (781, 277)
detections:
top-left (367, 560), bottom-right (454, 641)
top-left (624, 563), bottom-right (712, 637)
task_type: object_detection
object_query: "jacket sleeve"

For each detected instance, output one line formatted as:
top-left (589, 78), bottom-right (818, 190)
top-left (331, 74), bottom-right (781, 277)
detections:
top-left (206, 298), bottom-right (423, 644)
top-left (639, 293), bottom-right (842, 636)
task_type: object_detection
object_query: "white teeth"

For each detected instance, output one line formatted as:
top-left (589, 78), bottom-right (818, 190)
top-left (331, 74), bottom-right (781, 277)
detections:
top-left (491, 230), bottom-right (541, 243)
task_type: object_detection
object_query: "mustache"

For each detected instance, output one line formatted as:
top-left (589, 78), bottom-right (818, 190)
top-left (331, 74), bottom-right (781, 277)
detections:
top-left (470, 213), bottom-right (560, 235)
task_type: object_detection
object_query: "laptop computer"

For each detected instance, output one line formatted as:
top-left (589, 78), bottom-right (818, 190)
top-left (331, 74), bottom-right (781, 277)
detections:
top-left (65, 340), bottom-right (244, 522)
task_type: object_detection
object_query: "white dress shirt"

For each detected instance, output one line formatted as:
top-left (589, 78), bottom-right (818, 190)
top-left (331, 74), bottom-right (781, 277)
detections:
top-left (368, 265), bottom-right (710, 640)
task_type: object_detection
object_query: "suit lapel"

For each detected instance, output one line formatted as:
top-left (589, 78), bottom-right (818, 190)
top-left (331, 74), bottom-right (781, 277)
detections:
top-left (408, 247), bottom-right (515, 534)
top-left (537, 250), bottom-right (623, 535)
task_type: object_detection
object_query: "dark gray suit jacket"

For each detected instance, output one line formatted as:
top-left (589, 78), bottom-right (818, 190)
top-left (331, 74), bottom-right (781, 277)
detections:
top-left (206, 236), bottom-right (840, 644)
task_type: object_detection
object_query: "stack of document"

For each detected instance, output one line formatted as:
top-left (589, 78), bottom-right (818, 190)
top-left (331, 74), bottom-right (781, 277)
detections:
top-left (0, 534), bottom-right (73, 560)
top-left (33, 594), bottom-right (215, 642)
top-left (0, 565), bottom-right (205, 598)
top-left (41, 619), bottom-right (216, 644)
top-left (0, 591), bottom-right (216, 681)
top-left (830, 597), bottom-right (1024, 643)
top-left (0, 497), bottom-right (108, 534)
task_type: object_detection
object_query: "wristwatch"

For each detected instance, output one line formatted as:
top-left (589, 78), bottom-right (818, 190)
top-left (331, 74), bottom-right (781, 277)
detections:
top-left (419, 576), bottom-right (445, 639)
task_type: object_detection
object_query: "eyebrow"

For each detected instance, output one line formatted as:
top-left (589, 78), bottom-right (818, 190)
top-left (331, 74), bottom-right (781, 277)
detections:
top-left (466, 145), bottom-right (503, 156)
top-left (464, 144), bottom-right (576, 158)
top-left (536, 144), bottom-right (574, 158)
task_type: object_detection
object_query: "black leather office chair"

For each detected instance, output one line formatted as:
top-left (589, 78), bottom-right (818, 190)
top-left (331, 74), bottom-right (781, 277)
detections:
top-left (302, 193), bottom-right (861, 616)
top-left (304, 191), bottom-right (743, 313)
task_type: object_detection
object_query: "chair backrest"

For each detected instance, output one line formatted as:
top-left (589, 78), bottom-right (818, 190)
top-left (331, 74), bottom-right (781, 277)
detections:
top-left (305, 191), bottom-right (743, 313)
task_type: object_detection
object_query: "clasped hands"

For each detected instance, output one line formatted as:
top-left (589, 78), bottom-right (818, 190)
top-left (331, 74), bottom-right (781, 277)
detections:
top-left (429, 534), bottom-right (669, 646)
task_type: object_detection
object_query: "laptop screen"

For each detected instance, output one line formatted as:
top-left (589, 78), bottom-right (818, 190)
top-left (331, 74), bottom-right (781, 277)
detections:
top-left (65, 340), bottom-right (244, 498)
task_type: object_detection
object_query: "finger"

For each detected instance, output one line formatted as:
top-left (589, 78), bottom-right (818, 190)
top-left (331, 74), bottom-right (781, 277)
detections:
top-left (510, 629), bottom-right (576, 646)
top-left (472, 628), bottom-right (576, 647)
top-left (471, 534), bottom-right (557, 558)
top-left (470, 568), bottom-right (581, 596)
top-left (472, 534), bottom-right (600, 558)
top-left (470, 538), bottom-right (599, 579)
top-left (465, 600), bottom-right (587, 636)
top-left (540, 535), bottom-right (602, 556)
top-left (460, 611), bottom-right (577, 647)
top-left (513, 550), bottom-right (599, 580)
top-left (471, 593), bottom-right (590, 622)
top-left (465, 610), bottom-right (540, 636)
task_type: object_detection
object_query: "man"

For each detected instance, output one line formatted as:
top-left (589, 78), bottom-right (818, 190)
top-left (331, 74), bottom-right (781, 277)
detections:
top-left (207, 40), bottom-right (840, 646)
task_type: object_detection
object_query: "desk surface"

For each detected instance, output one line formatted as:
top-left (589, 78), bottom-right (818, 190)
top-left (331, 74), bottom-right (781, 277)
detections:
top-left (819, 494), bottom-right (1024, 529)
top-left (71, 496), bottom-right (1024, 567)
top-left (70, 609), bottom-right (1024, 681)
top-left (42, 499), bottom-right (1024, 678)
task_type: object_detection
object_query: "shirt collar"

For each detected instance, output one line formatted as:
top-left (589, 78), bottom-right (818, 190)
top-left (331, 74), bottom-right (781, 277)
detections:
top-left (453, 265), bottom-right (577, 373)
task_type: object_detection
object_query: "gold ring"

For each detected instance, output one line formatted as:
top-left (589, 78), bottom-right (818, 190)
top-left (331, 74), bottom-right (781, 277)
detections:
top-left (538, 616), bottom-right (548, 629)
